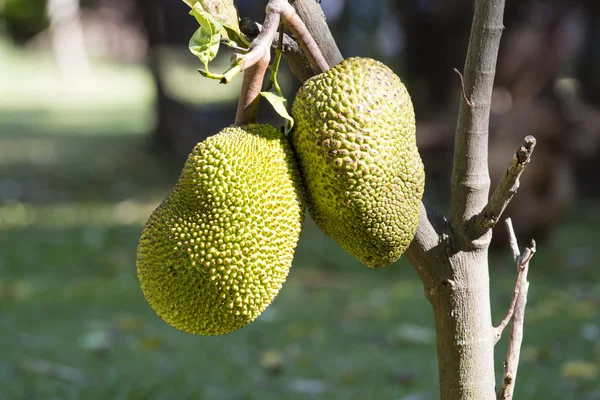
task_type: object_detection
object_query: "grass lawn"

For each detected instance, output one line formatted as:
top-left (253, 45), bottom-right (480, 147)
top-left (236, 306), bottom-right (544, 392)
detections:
top-left (0, 40), bottom-right (599, 400)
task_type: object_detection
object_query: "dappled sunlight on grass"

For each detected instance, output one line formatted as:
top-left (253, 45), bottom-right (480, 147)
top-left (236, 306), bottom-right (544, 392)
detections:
top-left (0, 132), bottom-right (177, 204)
top-left (0, 40), bottom-right (154, 112)
top-left (0, 137), bottom-right (60, 166)
top-left (0, 107), bottom-right (151, 138)
top-left (0, 200), bottom-right (160, 230)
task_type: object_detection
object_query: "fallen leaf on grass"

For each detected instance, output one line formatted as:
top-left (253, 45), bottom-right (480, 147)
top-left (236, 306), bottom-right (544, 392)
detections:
top-left (260, 349), bottom-right (284, 375)
top-left (561, 361), bottom-right (598, 381)
top-left (113, 315), bottom-right (145, 334)
top-left (520, 345), bottom-right (552, 363)
top-left (0, 280), bottom-right (35, 301)
top-left (137, 335), bottom-right (164, 351)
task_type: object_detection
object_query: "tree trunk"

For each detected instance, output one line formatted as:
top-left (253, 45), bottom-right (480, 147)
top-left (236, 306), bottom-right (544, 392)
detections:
top-left (431, 251), bottom-right (495, 398)
top-left (405, 208), bottom-right (497, 399)
top-left (47, 0), bottom-right (92, 84)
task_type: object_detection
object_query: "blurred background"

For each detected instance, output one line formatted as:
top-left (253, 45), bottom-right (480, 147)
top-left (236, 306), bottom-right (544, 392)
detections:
top-left (1, 0), bottom-right (599, 398)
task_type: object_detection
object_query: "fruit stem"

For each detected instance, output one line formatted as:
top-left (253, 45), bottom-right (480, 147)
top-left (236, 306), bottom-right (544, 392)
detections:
top-left (232, 5), bottom-right (284, 125)
top-left (234, 53), bottom-right (270, 125)
top-left (265, 25), bottom-right (285, 96)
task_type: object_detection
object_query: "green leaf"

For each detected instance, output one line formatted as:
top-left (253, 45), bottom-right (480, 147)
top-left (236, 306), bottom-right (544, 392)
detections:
top-left (189, 3), bottom-right (222, 74)
top-left (185, 0), bottom-right (248, 46)
top-left (260, 90), bottom-right (294, 134)
top-left (201, 0), bottom-right (247, 45)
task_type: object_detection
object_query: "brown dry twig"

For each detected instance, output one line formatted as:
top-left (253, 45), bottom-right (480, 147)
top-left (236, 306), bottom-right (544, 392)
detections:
top-left (496, 218), bottom-right (536, 400)
top-left (453, 68), bottom-right (473, 108)
top-left (468, 136), bottom-right (537, 239)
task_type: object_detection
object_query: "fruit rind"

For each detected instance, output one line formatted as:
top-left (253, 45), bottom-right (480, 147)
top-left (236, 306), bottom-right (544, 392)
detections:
top-left (136, 124), bottom-right (305, 335)
top-left (291, 57), bottom-right (424, 268)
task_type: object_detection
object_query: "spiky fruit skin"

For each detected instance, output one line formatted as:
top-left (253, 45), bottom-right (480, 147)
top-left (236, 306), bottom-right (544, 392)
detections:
top-left (290, 57), bottom-right (424, 268)
top-left (136, 124), bottom-right (305, 336)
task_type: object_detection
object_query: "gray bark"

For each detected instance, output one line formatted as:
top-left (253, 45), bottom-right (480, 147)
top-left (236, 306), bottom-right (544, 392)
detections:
top-left (289, 0), bottom-right (343, 68)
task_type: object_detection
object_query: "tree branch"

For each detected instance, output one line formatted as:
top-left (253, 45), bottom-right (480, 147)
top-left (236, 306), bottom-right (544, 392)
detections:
top-left (468, 136), bottom-right (537, 239)
top-left (289, 0), bottom-right (343, 68)
top-left (450, 0), bottom-right (506, 247)
top-left (497, 219), bottom-right (536, 400)
top-left (269, 0), bottom-right (329, 74)
top-left (493, 269), bottom-right (524, 345)
top-left (222, 0), bottom-right (329, 83)
top-left (239, 18), bottom-right (315, 82)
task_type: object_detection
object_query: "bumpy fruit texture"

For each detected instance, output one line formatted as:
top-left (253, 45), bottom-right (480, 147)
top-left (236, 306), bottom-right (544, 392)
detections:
top-left (291, 57), bottom-right (424, 268)
top-left (136, 124), bottom-right (305, 336)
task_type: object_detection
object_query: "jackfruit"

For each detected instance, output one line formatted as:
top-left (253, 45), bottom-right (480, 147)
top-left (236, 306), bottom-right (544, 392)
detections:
top-left (290, 57), bottom-right (424, 268)
top-left (136, 124), bottom-right (305, 336)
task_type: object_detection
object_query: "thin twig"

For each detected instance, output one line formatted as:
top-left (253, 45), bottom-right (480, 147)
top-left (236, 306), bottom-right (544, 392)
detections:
top-left (220, 38), bottom-right (249, 53)
top-left (467, 136), bottom-right (537, 239)
top-left (496, 219), bottom-right (536, 400)
top-left (453, 68), bottom-right (472, 108)
top-left (222, 7), bottom-right (280, 83)
top-left (494, 282), bottom-right (521, 344)
top-left (505, 217), bottom-right (521, 262)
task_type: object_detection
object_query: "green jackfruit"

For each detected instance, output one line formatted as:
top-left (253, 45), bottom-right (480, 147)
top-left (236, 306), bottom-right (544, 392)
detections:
top-left (136, 124), bottom-right (305, 336)
top-left (290, 57), bottom-right (424, 268)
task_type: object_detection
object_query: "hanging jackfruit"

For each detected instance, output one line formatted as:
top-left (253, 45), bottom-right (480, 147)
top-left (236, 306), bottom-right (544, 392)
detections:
top-left (136, 124), bottom-right (305, 335)
top-left (291, 57), bottom-right (424, 268)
